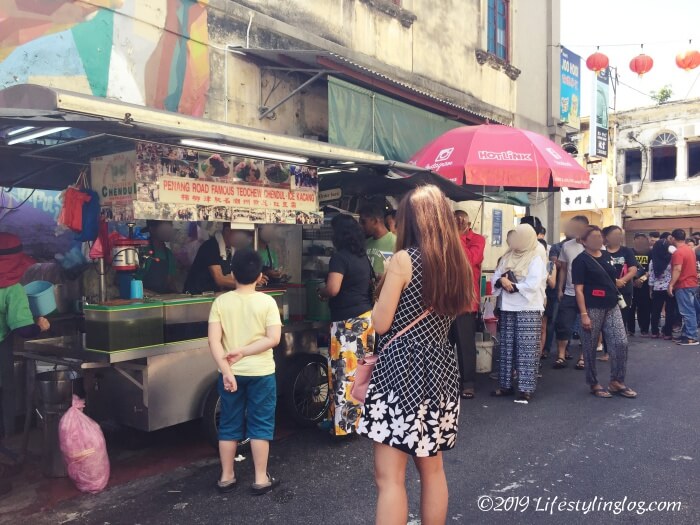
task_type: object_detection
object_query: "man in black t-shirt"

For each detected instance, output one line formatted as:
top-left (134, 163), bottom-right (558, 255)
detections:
top-left (630, 233), bottom-right (651, 335)
top-left (183, 224), bottom-right (254, 294)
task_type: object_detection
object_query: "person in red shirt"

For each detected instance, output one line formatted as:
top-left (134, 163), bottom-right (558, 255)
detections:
top-left (668, 229), bottom-right (700, 345)
top-left (449, 202), bottom-right (486, 399)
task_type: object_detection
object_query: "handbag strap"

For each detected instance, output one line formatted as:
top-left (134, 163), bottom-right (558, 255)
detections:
top-left (585, 252), bottom-right (619, 291)
top-left (380, 308), bottom-right (433, 353)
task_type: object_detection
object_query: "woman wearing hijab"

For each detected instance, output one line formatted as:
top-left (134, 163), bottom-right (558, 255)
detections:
top-left (0, 233), bottom-right (50, 497)
top-left (491, 224), bottom-right (547, 404)
top-left (649, 233), bottom-right (678, 339)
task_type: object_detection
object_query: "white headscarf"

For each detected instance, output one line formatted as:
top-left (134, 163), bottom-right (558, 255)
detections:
top-left (499, 224), bottom-right (543, 281)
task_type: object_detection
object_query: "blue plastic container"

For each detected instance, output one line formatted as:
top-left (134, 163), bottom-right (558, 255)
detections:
top-left (130, 280), bottom-right (144, 300)
top-left (23, 281), bottom-right (56, 317)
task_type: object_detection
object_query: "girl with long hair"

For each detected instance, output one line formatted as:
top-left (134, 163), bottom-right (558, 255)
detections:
top-left (358, 185), bottom-right (473, 525)
top-left (649, 233), bottom-right (679, 339)
top-left (318, 214), bottom-right (375, 436)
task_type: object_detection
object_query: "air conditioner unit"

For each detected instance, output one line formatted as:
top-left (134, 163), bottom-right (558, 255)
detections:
top-left (619, 182), bottom-right (641, 196)
top-left (683, 125), bottom-right (699, 139)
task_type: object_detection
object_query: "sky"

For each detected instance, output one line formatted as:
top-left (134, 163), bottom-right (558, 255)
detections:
top-left (560, 0), bottom-right (700, 116)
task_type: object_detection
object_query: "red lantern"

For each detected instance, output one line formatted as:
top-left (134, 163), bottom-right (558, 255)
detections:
top-left (676, 49), bottom-right (700, 71)
top-left (629, 54), bottom-right (654, 77)
top-left (586, 51), bottom-right (609, 72)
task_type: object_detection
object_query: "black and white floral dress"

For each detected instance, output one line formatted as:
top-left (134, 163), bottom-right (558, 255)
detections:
top-left (358, 248), bottom-right (460, 457)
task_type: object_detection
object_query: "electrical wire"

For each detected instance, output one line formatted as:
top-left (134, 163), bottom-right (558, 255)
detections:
top-left (685, 69), bottom-right (700, 99)
top-left (0, 188), bottom-right (36, 212)
top-left (562, 38), bottom-right (700, 49)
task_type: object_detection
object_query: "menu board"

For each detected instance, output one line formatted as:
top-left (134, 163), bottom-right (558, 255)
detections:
top-left (92, 142), bottom-right (322, 224)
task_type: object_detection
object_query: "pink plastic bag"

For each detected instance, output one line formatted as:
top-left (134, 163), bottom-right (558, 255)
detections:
top-left (59, 395), bottom-right (110, 493)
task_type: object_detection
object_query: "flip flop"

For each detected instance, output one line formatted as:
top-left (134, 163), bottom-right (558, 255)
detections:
top-left (461, 389), bottom-right (475, 399)
top-left (609, 386), bottom-right (637, 398)
top-left (490, 388), bottom-right (514, 397)
top-left (575, 359), bottom-right (585, 370)
top-left (217, 478), bottom-right (237, 494)
top-left (251, 473), bottom-right (280, 496)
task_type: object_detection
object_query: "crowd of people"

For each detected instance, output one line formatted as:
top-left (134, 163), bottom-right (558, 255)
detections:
top-left (206, 184), bottom-right (700, 524)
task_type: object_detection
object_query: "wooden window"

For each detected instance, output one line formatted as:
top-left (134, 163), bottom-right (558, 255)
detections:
top-left (651, 132), bottom-right (677, 182)
top-left (487, 0), bottom-right (509, 62)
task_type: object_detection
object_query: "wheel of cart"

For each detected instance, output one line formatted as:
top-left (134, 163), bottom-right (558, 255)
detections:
top-left (202, 383), bottom-right (250, 450)
top-left (280, 353), bottom-right (330, 427)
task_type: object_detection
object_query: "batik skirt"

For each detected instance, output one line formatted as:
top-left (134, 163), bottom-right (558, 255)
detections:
top-left (328, 311), bottom-right (375, 436)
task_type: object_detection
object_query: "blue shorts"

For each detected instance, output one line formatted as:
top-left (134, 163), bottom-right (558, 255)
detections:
top-left (217, 373), bottom-right (276, 441)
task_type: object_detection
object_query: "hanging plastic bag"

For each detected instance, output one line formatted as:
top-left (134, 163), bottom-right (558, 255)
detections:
top-left (58, 395), bottom-right (110, 494)
top-left (75, 188), bottom-right (100, 242)
top-left (482, 298), bottom-right (497, 320)
top-left (57, 187), bottom-right (91, 233)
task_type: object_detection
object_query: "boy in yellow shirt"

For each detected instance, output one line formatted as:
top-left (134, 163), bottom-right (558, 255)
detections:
top-left (208, 248), bottom-right (282, 495)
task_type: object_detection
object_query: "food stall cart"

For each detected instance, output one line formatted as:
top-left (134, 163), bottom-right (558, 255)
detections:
top-left (0, 84), bottom-right (459, 449)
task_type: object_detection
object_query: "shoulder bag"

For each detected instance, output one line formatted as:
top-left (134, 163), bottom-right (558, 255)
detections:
top-left (350, 308), bottom-right (433, 404)
top-left (585, 253), bottom-right (627, 309)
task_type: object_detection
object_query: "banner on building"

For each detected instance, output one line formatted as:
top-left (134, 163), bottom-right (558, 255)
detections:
top-left (560, 172), bottom-right (608, 211)
top-left (560, 47), bottom-right (581, 130)
top-left (589, 68), bottom-right (610, 158)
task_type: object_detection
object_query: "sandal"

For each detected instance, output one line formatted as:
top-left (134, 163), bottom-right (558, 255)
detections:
top-left (460, 389), bottom-right (475, 399)
top-left (251, 473), bottom-right (280, 496)
top-left (590, 386), bottom-right (612, 398)
top-left (553, 358), bottom-right (567, 369)
top-left (565, 352), bottom-right (573, 360)
top-left (575, 359), bottom-right (585, 370)
top-left (217, 478), bottom-right (237, 494)
top-left (490, 388), bottom-right (514, 397)
top-left (609, 385), bottom-right (637, 398)
top-left (597, 354), bottom-right (609, 362)
top-left (514, 393), bottom-right (531, 404)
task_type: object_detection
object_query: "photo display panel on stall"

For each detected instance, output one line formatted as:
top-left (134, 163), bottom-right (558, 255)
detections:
top-left (90, 142), bottom-right (323, 225)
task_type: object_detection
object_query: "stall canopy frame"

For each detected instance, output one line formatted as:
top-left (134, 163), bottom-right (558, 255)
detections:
top-left (0, 84), bottom-right (486, 203)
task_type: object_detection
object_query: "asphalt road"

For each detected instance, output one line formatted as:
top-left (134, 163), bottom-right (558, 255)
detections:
top-left (28, 335), bottom-right (700, 525)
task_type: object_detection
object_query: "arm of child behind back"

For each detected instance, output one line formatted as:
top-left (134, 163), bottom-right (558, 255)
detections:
top-left (226, 298), bottom-right (282, 363)
top-left (208, 321), bottom-right (237, 392)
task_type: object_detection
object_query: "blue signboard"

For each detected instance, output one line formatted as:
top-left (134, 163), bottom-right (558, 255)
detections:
top-left (560, 47), bottom-right (581, 130)
top-left (492, 209), bottom-right (503, 246)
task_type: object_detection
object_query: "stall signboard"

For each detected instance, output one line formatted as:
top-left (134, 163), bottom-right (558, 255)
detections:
top-left (588, 68), bottom-right (610, 158)
top-left (560, 47), bottom-right (581, 130)
top-left (319, 188), bottom-right (342, 203)
top-left (91, 150), bottom-right (137, 221)
top-left (92, 142), bottom-right (322, 224)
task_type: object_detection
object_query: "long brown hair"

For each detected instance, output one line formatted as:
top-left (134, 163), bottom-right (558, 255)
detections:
top-left (395, 185), bottom-right (474, 316)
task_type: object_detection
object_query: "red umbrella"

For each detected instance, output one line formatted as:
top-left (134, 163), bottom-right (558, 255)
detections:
top-left (409, 125), bottom-right (590, 190)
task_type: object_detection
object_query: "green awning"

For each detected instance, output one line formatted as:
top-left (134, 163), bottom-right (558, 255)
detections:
top-left (328, 77), bottom-right (461, 161)
top-left (328, 76), bottom-right (528, 205)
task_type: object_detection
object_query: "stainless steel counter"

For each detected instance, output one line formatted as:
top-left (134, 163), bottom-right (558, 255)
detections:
top-left (17, 319), bottom-right (329, 432)
top-left (20, 320), bottom-right (328, 367)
